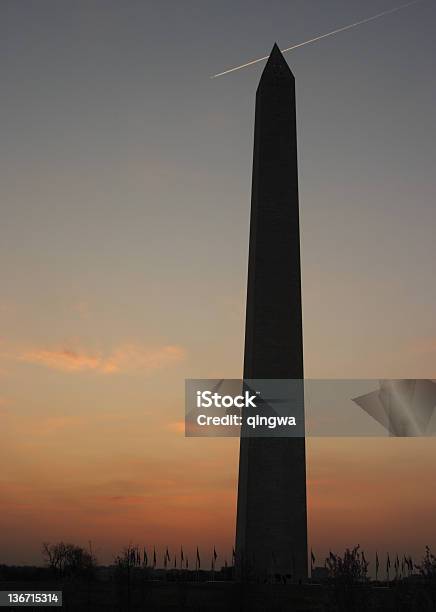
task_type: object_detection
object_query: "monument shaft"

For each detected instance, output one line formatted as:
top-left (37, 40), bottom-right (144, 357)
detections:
top-left (235, 45), bottom-right (308, 581)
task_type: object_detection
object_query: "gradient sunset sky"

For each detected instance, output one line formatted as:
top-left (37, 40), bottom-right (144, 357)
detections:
top-left (1, 0), bottom-right (436, 568)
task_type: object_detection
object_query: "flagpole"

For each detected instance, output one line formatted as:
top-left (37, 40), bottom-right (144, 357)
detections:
top-left (196, 546), bottom-right (200, 582)
top-left (310, 549), bottom-right (315, 577)
top-left (212, 546), bottom-right (217, 582)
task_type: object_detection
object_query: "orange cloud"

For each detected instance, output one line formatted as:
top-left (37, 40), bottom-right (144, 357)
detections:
top-left (18, 344), bottom-right (186, 374)
top-left (101, 344), bottom-right (186, 374)
top-left (166, 421), bottom-right (185, 434)
top-left (107, 496), bottom-right (147, 505)
top-left (33, 415), bottom-right (88, 435)
top-left (20, 348), bottom-right (100, 372)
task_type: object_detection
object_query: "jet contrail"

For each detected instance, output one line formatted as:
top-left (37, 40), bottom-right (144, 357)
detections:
top-left (211, 0), bottom-right (425, 78)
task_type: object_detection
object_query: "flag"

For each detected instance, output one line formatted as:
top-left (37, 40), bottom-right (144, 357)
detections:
top-left (196, 547), bottom-right (201, 570)
top-left (393, 554), bottom-right (399, 580)
top-left (164, 547), bottom-right (170, 569)
top-left (153, 546), bottom-right (156, 568)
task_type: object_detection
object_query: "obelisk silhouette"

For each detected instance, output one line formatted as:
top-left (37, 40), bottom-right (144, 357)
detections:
top-left (235, 44), bottom-right (308, 581)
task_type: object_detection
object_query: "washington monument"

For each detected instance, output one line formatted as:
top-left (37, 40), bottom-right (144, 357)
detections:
top-left (235, 44), bottom-right (308, 581)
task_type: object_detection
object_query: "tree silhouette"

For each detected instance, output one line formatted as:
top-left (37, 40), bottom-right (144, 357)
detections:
top-left (42, 542), bottom-right (96, 578)
top-left (325, 546), bottom-right (369, 584)
top-left (416, 547), bottom-right (436, 581)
